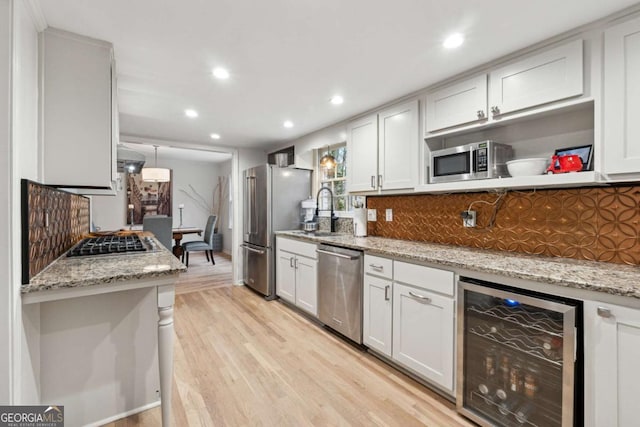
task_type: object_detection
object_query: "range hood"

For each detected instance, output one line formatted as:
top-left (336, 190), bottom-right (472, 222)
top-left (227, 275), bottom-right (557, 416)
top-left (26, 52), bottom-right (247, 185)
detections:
top-left (117, 146), bottom-right (146, 173)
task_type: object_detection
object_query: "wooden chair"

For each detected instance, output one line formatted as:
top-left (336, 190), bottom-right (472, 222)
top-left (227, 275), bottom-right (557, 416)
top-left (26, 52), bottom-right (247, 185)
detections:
top-left (182, 215), bottom-right (217, 266)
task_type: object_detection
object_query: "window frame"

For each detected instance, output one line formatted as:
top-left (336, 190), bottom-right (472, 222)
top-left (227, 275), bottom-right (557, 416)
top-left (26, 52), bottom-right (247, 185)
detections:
top-left (316, 142), bottom-right (352, 217)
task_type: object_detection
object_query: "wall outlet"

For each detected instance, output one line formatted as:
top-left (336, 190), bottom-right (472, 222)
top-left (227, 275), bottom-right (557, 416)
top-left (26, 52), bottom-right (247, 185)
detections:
top-left (461, 210), bottom-right (476, 228)
top-left (386, 209), bottom-right (393, 222)
top-left (367, 209), bottom-right (377, 221)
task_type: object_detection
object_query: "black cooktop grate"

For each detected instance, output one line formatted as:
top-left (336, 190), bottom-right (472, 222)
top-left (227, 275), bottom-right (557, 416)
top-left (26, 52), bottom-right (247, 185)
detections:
top-left (67, 235), bottom-right (147, 257)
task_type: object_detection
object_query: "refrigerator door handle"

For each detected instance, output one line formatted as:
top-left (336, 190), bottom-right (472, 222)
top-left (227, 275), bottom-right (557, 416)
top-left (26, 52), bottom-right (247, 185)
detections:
top-left (241, 244), bottom-right (265, 255)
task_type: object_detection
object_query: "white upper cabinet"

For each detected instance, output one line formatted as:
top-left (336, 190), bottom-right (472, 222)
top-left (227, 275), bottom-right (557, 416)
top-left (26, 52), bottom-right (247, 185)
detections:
top-left (347, 100), bottom-right (419, 193)
top-left (423, 39), bottom-right (585, 138)
top-left (378, 100), bottom-right (419, 190)
top-left (346, 114), bottom-right (378, 192)
top-left (489, 39), bottom-right (583, 117)
top-left (425, 74), bottom-right (488, 133)
top-left (41, 28), bottom-right (117, 194)
top-left (603, 16), bottom-right (640, 178)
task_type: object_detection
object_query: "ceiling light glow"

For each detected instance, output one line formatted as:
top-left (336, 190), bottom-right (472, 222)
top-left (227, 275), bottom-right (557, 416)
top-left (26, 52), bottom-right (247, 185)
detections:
top-left (330, 95), bottom-right (344, 105)
top-left (212, 67), bottom-right (230, 79)
top-left (185, 109), bottom-right (199, 118)
top-left (210, 133), bottom-right (221, 140)
top-left (283, 120), bottom-right (294, 128)
top-left (443, 33), bottom-right (464, 49)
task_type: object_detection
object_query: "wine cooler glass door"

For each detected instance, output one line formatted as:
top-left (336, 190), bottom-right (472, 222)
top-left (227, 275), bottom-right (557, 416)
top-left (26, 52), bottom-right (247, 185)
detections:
top-left (456, 279), bottom-right (577, 427)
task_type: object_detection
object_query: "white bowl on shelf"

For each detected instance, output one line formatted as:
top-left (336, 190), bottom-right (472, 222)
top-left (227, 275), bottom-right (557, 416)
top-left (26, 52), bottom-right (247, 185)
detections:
top-left (506, 158), bottom-right (548, 177)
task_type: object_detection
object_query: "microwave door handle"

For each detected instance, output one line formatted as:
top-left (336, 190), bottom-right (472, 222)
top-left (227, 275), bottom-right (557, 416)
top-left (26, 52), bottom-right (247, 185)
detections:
top-left (470, 149), bottom-right (476, 175)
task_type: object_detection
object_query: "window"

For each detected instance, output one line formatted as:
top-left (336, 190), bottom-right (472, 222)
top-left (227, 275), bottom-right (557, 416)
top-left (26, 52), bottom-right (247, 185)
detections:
top-left (317, 143), bottom-right (350, 214)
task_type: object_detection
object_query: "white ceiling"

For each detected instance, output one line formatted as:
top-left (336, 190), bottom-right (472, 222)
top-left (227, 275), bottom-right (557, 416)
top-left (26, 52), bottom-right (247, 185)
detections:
top-left (120, 142), bottom-right (232, 163)
top-left (37, 0), bottom-right (638, 150)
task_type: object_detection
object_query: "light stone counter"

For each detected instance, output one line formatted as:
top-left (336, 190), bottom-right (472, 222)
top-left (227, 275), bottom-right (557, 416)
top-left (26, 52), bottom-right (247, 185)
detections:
top-left (277, 231), bottom-right (640, 300)
top-left (22, 237), bottom-right (186, 295)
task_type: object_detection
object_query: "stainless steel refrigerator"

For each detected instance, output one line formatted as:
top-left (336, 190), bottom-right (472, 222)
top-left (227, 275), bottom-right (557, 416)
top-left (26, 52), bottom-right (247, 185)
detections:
top-left (241, 164), bottom-right (312, 299)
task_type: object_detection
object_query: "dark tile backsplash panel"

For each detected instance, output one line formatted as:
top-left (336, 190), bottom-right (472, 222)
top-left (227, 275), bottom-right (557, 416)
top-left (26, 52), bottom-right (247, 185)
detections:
top-left (367, 185), bottom-right (640, 265)
top-left (22, 180), bottom-right (90, 283)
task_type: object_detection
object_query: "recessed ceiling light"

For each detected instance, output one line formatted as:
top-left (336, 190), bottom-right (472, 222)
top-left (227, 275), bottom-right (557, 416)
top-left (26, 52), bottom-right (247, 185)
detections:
top-left (210, 133), bottom-right (221, 140)
top-left (185, 109), bottom-right (198, 118)
top-left (443, 33), bottom-right (464, 49)
top-left (330, 95), bottom-right (344, 105)
top-left (283, 120), bottom-right (294, 128)
top-left (212, 67), bottom-right (230, 79)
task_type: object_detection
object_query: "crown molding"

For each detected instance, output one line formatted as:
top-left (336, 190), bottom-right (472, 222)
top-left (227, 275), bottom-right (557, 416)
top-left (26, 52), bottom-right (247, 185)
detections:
top-left (24, 0), bottom-right (47, 32)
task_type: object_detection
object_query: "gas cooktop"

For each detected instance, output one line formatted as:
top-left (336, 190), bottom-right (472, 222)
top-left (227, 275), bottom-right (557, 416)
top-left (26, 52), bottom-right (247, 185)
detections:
top-left (67, 235), bottom-right (149, 257)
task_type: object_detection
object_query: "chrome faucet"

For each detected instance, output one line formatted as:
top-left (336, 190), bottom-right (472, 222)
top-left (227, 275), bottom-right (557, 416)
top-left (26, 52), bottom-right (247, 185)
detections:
top-left (315, 187), bottom-right (338, 232)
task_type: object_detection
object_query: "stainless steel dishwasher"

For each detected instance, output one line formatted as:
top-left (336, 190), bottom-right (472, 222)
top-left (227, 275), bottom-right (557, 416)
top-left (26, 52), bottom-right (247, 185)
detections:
top-left (317, 244), bottom-right (364, 344)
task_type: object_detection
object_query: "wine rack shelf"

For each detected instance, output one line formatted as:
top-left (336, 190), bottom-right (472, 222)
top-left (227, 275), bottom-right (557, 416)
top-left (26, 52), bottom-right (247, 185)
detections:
top-left (468, 302), bottom-right (563, 337)
top-left (468, 323), bottom-right (563, 366)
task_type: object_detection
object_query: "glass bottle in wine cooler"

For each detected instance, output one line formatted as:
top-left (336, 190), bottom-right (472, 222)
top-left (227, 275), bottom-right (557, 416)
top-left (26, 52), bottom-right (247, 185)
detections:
top-left (456, 278), bottom-right (583, 427)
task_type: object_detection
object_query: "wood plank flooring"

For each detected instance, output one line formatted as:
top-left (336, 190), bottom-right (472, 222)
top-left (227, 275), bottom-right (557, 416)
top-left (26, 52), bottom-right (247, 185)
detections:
top-left (107, 255), bottom-right (474, 427)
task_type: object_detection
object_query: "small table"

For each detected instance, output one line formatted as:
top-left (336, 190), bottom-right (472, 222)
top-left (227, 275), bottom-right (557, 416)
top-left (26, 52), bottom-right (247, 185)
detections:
top-left (172, 227), bottom-right (202, 259)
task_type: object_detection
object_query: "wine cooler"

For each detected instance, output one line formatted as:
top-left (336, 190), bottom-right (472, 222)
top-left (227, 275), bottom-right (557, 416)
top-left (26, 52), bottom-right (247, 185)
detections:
top-left (457, 278), bottom-right (583, 427)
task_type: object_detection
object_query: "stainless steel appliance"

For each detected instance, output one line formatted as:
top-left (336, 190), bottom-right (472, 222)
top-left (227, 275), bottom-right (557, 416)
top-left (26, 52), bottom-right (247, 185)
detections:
top-left (242, 165), bottom-right (312, 299)
top-left (457, 278), bottom-right (583, 427)
top-left (66, 234), bottom-right (156, 256)
top-left (430, 140), bottom-right (513, 184)
top-left (317, 244), bottom-right (364, 344)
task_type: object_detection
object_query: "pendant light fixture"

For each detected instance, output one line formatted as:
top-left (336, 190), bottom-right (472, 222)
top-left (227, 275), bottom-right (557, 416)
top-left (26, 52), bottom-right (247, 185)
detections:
top-left (141, 145), bottom-right (170, 182)
top-left (319, 145), bottom-right (336, 169)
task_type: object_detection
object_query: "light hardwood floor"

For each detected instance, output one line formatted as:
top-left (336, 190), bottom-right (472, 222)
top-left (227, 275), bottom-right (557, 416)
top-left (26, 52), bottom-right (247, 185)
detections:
top-left (108, 253), bottom-right (474, 427)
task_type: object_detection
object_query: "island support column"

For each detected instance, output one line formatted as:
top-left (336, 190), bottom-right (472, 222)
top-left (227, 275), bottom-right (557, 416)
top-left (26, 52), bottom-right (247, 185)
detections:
top-left (157, 284), bottom-right (176, 427)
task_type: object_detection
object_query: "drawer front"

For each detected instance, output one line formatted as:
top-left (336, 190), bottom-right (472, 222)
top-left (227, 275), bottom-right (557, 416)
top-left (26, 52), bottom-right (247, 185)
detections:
top-left (276, 237), bottom-right (317, 259)
top-left (394, 261), bottom-right (454, 296)
top-left (364, 254), bottom-right (393, 279)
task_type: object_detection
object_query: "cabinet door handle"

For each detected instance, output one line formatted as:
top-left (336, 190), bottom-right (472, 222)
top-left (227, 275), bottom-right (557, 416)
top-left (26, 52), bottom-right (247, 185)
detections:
top-left (371, 175), bottom-right (376, 189)
top-left (369, 264), bottom-right (383, 271)
top-left (289, 257), bottom-right (295, 268)
top-left (597, 306), bottom-right (612, 318)
top-left (408, 291), bottom-right (431, 303)
top-left (384, 285), bottom-right (390, 301)
top-left (490, 106), bottom-right (500, 116)
top-left (378, 174), bottom-right (383, 188)
top-left (294, 258), bottom-right (298, 269)
top-left (477, 109), bottom-right (485, 119)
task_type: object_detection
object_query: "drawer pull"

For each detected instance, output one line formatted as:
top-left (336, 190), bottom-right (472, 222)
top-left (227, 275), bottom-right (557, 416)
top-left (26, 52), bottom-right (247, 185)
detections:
top-left (409, 291), bottom-right (431, 303)
top-left (369, 264), bottom-right (384, 271)
top-left (597, 307), bottom-right (612, 318)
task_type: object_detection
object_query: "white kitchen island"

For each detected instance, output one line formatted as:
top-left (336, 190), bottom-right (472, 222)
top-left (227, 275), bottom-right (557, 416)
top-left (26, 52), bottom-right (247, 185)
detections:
top-left (21, 235), bottom-right (186, 427)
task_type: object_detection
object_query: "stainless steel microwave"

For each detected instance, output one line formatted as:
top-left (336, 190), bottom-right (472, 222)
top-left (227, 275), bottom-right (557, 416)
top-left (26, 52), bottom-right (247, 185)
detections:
top-left (429, 140), bottom-right (513, 184)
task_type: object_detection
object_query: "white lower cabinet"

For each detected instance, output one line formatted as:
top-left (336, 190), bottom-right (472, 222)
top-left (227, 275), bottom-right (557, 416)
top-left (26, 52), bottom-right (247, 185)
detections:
top-left (585, 300), bottom-right (640, 427)
top-left (276, 249), bottom-right (297, 304)
top-left (362, 254), bottom-right (455, 395)
top-left (275, 237), bottom-right (318, 316)
top-left (363, 275), bottom-right (392, 357)
top-left (392, 283), bottom-right (455, 391)
top-left (294, 256), bottom-right (318, 315)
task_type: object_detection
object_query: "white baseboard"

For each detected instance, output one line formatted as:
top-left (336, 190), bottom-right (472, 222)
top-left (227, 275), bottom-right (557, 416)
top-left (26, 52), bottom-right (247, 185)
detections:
top-left (84, 400), bottom-right (161, 427)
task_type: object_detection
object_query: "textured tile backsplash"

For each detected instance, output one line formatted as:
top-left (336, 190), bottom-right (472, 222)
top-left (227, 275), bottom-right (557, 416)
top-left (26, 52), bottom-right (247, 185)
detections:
top-left (22, 180), bottom-right (90, 283)
top-left (367, 185), bottom-right (640, 265)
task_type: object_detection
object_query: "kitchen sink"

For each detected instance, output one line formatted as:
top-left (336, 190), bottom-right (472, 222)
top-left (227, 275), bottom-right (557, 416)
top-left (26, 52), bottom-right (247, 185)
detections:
top-left (288, 230), bottom-right (343, 237)
top-left (310, 231), bottom-right (342, 237)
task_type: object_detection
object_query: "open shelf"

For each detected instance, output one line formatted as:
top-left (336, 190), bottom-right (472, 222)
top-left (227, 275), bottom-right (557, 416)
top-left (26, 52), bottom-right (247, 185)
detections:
top-left (415, 171), bottom-right (602, 194)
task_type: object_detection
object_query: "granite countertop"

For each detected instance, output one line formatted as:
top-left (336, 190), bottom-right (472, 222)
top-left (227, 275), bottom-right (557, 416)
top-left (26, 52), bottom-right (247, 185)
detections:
top-left (277, 231), bottom-right (640, 299)
top-left (22, 235), bottom-right (186, 294)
